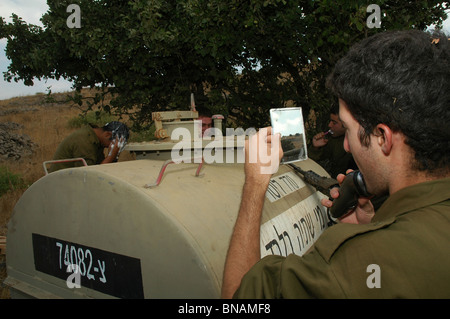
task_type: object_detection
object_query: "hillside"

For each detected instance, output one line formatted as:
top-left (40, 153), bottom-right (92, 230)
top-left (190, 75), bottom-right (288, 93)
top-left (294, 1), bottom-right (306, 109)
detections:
top-left (0, 90), bottom-right (135, 298)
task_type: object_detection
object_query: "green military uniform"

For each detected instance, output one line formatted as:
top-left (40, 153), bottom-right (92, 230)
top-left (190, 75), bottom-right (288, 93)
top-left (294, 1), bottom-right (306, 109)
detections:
top-left (48, 125), bottom-right (105, 173)
top-left (234, 178), bottom-right (450, 298)
top-left (308, 135), bottom-right (355, 178)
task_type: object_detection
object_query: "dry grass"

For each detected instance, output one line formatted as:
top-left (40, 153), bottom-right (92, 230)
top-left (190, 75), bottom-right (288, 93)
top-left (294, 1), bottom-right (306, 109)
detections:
top-left (0, 91), bottom-right (81, 299)
top-left (1, 92), bottom-right (81, 231)
top-left (0, 89), bottom-right (134, 298)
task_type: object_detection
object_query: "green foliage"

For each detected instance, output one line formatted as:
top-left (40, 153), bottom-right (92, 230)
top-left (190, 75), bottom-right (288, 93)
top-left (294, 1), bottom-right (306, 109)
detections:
top-left (128, 123), bottom-right (157, 143)
top-left (0, 166), bottom-right (26, 196)
top-left (67, 110), bottom-right (118, 129)
top-left (1, 0), bottom-right (448, 132)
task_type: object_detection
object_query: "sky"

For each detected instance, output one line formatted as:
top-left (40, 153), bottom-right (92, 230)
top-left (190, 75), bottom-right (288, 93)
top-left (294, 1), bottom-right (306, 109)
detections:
top-left (271, 108), bottom-right (305, 136)
top-left (0, 0), bottom-right (73, 100)
top-left (0, 1), bottom-right (449, 101)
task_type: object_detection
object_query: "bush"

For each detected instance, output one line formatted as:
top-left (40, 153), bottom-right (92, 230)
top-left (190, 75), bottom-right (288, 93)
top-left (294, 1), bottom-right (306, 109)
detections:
top-left (128, 123), bottom-right (156, 142)
top-left (68, 110), bottom-right (118, 129)
top-left (0, 166), bottom-right (26, 196)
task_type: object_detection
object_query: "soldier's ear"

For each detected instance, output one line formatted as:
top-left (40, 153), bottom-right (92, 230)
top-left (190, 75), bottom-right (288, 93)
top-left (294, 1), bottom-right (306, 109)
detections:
top-left (374, 124), bottom-right (393, 156)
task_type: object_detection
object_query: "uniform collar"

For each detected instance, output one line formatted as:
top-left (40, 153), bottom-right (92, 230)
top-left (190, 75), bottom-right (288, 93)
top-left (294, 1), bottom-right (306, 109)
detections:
top-left (372, 177), bottom-right (450, 223)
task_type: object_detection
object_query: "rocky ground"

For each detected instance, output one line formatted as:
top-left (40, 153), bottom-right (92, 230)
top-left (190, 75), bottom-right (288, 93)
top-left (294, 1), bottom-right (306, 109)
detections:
top-left (0, 122), bottom-right (36, 161)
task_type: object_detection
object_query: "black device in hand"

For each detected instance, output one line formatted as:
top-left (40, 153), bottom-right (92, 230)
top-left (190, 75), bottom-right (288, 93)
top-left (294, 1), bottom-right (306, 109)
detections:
top-left (329, 170), bottom-right (371, 218)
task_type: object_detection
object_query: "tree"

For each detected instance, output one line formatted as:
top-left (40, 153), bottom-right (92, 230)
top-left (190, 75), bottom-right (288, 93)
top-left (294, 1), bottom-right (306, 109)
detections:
top-left (1, 0), bottom-right (448, 132)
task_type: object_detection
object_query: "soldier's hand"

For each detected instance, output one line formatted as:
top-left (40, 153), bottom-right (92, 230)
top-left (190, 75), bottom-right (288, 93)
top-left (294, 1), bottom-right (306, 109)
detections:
top-left (244, 127), bottom-right (283, 185)
top-left (312, 132), bottom-right (328, 148)
top-left (321, 170), bottom-right (375, 224)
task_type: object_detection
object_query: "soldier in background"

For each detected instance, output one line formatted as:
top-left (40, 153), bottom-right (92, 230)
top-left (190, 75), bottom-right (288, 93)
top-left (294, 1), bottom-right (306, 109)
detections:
top-left (48, 121), bottom-right (129, 173)
top-left (308, 103), bottom-right (357, 178)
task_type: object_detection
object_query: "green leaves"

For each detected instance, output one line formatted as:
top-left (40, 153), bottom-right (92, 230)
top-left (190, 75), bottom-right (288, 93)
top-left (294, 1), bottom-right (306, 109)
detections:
top-left (0, 0), bottom-right (448, 130)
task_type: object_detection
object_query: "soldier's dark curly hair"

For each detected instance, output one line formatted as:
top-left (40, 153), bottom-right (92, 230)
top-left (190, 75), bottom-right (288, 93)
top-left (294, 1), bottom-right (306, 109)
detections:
top-left (327, 30), bottom-right (450, 175)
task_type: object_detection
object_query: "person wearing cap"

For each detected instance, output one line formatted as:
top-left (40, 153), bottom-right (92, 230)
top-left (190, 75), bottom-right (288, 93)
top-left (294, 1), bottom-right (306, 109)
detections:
top-left (48, 121), bottom-right (129, 173)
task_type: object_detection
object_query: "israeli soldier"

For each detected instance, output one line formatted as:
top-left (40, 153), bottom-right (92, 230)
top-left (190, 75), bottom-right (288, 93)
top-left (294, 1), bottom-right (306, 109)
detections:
top-left (222, 30), bottom-right (450, 299)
